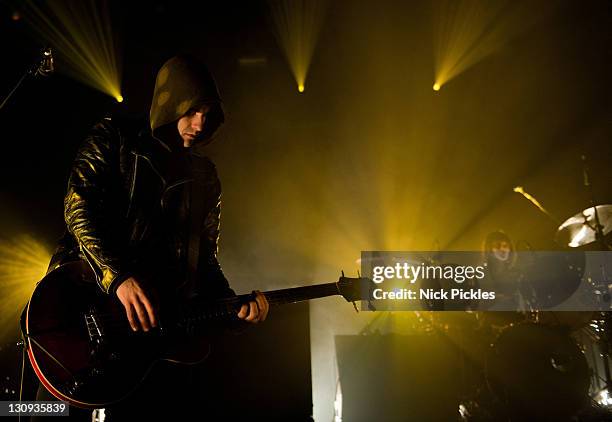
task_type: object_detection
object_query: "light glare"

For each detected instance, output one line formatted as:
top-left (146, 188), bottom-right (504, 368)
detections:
top-left (0, 235), bottom-right (50, 339)
top-left (21, 0), bottom-right (122, 101)
top-left (269, 0), bottom-right (328, 93)
top-left (433, 1), bottom-right (545, 88)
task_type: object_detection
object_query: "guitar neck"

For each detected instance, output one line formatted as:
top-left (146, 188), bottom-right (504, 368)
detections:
top-left (182, 282), bottom-right (343, 327)
top-left (240, 282), bottom-right (342, 307)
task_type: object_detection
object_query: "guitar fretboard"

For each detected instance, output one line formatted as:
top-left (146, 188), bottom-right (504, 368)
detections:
top-left (260, 282), bottom-right (341, 306)
top-left (181, 282), bottom-right (343, 327)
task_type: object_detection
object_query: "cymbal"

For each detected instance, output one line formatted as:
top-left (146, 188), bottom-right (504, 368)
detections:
top-left (556, 205), bottom-right (612, 248)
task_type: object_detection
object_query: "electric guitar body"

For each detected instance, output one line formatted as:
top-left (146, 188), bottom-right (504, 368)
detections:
top-left (25, 261), bottom-right (211, 408)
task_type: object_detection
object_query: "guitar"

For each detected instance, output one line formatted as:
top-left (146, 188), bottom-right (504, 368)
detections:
top-left (22, 260), bottom-right (372, 408)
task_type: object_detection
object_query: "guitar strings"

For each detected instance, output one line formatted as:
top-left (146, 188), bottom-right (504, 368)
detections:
top-left (84, 283), bottom-right (342, 333)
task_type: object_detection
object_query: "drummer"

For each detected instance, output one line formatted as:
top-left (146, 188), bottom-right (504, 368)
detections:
top-left (480, 230), bottom-right (526, 311)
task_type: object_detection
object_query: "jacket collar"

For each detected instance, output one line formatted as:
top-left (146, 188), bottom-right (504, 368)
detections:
top-left (133, 124), bottom-right (202, 186)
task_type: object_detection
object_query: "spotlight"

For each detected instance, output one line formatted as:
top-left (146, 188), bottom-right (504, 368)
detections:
top-left (433, 1), bottom-right (541, 90)
top-left (270, 0), bottom-right (327, 100)
top-left (21, 1), bottom-right (121, 101)
top-left (115, 95), bottom-right (123, 103)
top-left (0, 235), bottom-right (50, 338)
top-left (433, 83), bottom-right (440, 91)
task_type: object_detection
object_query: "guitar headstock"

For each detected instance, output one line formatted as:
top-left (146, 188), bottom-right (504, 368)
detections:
top-left (336, 276), bottom-right (375, 308)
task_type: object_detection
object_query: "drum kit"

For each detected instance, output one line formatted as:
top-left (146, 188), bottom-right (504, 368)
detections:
top-left (454, 204), bottom-right (612, 421)
top-left (357, 204), bottom-right (612, 419)
top-left (353, 162), bottom-right (612, 420)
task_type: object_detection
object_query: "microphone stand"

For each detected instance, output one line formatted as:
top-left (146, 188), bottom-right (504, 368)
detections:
top-left (0, 47), bottom-right (54, 112)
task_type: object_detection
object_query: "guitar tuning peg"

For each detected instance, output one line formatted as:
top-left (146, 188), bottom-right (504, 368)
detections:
top-left (352, 301), bottom-right (359, 313)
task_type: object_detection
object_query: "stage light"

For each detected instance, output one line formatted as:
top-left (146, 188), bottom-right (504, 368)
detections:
top-left (433, 83), bottom-right (440, 91)
top-left (20, 0), bottom-right (122, 102)
top-left (433, 1), bottom-right (545, 89)
top-left (269, 0), bottom-right (328, 94)
top-left (0, 235), bottom-right (50, 339)
top-left (116, 95), bottom-right (123, 103)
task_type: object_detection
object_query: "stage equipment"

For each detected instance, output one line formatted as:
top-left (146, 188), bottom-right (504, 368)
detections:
top-left (513, 186), bottom-right (560, 224)
top-left (556, 205), bottom-right (612, 249)
top-left (0, 48), bottom-right (55, 112)
top-left (20, 0), bottom-right (122, 102)
top-left (336, 333), bottom-right (463, 421)
top-left (486, 323), bottom-right (590, 420)
top-left (433, 0), bottom-right (544, 91)
top-left (269, 0), bottom-right (328, 93)
top-left (538, 311), bottom-right (598, 332)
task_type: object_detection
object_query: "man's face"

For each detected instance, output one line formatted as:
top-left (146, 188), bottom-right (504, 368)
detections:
top-left (491, 240), bottom-right (511, 262)
top-left (176, 104), bottom-right (211, 147)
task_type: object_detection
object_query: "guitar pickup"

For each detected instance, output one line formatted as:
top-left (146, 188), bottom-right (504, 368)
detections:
top-left (84, 309), bottom-right (105, 342)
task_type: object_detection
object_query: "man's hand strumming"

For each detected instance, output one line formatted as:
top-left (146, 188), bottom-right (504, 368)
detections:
top-left (116, 277), bottom-right (158, 332)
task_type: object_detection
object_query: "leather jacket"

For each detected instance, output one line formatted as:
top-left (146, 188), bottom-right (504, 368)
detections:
top-left (49, 115), bottom-right (234, 298)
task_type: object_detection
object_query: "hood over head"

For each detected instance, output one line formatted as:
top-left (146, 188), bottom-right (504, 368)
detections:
top-left (149, 54), bottom-right (224, 147)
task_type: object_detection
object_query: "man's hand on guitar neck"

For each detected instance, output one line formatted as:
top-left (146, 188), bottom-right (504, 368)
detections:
top-left (116, 277), bottom-right (158, 332)
top-left (116, 278), bottom-right (269, 330)
top-left (236, 290), bottom-right (269, 323)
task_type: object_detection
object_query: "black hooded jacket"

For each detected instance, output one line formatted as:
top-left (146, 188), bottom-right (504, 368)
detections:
top-left (49, 55), bottom-right (234, 298)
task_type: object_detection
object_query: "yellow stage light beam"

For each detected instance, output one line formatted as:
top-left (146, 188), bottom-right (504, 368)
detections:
top-left (269, 0), bottom-right (328, 93)
top-left (21, 0), bottom-right (122, 101)
top-left (433, 0), bottom-right (549, 90)
top-left (0, 235), bottom-right (51, 339)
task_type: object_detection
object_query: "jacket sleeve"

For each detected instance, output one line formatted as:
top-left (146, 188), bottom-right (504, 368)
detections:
top-left (198, 196), bottom-right (236, 298)
top-left (64, 119), bottom-right (130, 294)
top-left (193, 157), bottom-right (235, 298)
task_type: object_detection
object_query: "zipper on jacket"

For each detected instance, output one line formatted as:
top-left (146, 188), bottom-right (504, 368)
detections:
top-left (132, 152), bottom-right (167, 186)
top-left (161, 178), bottom-right (193, 210)
top-left (125, 155), bottom-right (139, 218)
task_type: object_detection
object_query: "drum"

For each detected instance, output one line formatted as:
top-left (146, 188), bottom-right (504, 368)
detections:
top-left (534, 311), bottom-right (597, 332)
top-left (430, 310), bottom-right (480, 333)
top-left (516, 251), bottom-right (585, 309)
top-left (486, 323), bottom-right (590, 420)
top-left (476, 311), bottom-right (530, 330)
